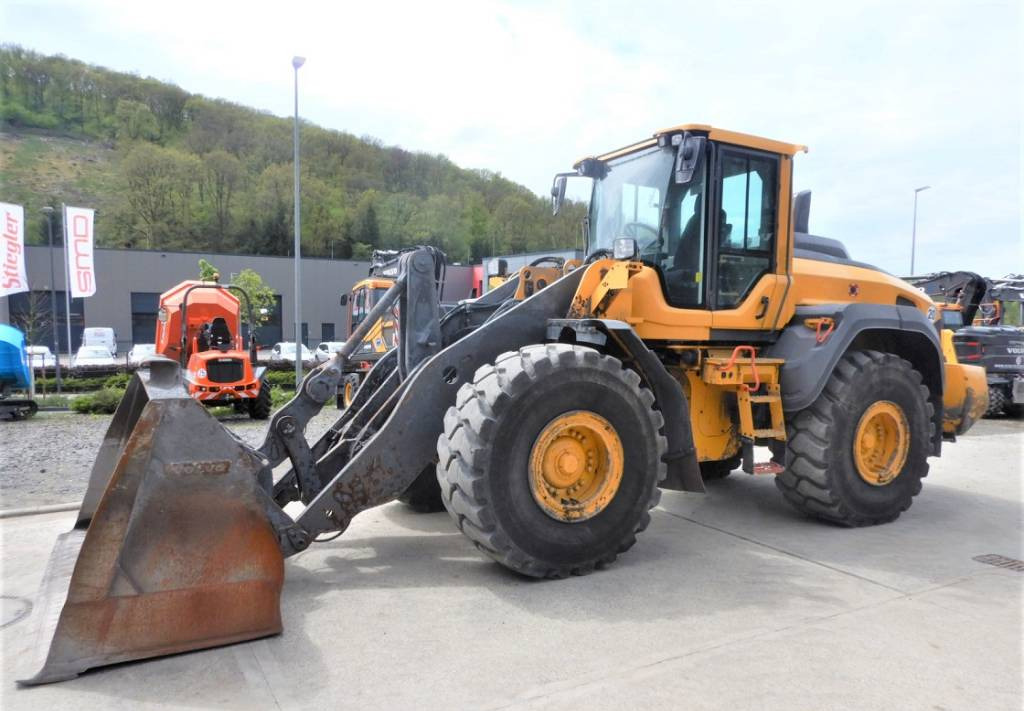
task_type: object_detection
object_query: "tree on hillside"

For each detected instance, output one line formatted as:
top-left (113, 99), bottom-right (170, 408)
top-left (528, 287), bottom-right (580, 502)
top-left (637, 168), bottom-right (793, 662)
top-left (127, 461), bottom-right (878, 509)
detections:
top-left (2, 45), bottom-right (589, 260)
top-left (114, 99), bottom-right (158, 141)
top-left (203, 149), bottom-right (243, 243)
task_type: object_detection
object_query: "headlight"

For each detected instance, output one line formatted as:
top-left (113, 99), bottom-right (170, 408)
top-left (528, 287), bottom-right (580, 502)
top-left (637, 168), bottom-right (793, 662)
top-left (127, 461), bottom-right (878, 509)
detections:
top-left (613, 237), bottom-right (638, 260)
top-left (197, 368), bottom-right (207, 378)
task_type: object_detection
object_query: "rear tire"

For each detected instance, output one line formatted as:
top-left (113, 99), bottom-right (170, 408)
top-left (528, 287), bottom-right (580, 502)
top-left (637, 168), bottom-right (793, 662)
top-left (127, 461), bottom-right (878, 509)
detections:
top-left (397, 466), bottom-right (445, 512)
top-left (248, 378), bottom-right (272, 420)
top-left (437, 344), bottom-right (666, 578)
top-left (985, 386), bottom-right (1006, 418)
top-left (775, 350), bottom-right (932, 526)
top-left (700, 456), bottom-right (740, 481)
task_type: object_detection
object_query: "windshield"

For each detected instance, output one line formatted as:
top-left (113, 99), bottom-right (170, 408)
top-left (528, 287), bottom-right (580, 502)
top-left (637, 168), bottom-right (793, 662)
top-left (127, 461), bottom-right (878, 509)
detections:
top-left (589, 145), bottom-right (675, 254)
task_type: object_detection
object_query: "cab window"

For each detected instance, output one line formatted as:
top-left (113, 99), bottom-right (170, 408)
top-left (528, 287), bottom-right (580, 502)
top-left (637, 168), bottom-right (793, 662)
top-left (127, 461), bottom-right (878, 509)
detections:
top-left (661, 156), bottom-right (709, 307)
top-left (351, 288), bottom-right (367, 331)
top-left (715, 149), bottom-right (778, 308)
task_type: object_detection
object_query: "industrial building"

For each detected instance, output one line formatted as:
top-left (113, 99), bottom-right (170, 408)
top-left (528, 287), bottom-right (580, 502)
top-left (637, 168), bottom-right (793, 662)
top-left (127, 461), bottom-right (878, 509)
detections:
top-left (0, 245), bottom-right (477, 354)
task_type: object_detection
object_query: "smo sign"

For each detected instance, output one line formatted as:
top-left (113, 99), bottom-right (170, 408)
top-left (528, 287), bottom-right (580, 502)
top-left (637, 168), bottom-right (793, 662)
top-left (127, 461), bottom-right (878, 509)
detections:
top-left (65, 206), bottom-right (96, 298)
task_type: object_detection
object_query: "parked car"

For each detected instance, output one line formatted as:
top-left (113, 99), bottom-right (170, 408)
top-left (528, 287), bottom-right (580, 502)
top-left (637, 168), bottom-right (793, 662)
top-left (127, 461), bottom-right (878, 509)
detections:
top-left (26, 345), bottom-right (57, 369)
top-left (314, 341), bottom-right (345, 363)
top-left (128, 343), bottom-right (157, 366)
top-left (73, 345), bottom-right (117, 369)
top-left (269, 342), bottom-right (314, 365)
top-left (82, 327), bottom-right (117, 355)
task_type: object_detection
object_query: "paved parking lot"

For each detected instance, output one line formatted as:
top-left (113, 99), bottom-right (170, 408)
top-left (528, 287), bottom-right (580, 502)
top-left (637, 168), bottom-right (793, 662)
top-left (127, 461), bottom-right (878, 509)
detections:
top-left (1, 418), bottom-right (1020, 710)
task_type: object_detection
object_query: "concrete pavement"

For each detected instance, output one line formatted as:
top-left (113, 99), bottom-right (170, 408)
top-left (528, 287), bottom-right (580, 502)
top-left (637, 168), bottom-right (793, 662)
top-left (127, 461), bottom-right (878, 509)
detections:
top-left (1, 418), bottom-right (1020, 710)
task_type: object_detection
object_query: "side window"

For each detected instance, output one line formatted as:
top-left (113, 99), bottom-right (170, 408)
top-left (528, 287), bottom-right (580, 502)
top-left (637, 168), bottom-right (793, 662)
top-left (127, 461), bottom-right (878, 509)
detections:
top-left (661, 154), bottom-right (708, 308)
top-left (715, 150), bottom-right (778, 308)
top-left (351, 288), bottom-right (367, 331)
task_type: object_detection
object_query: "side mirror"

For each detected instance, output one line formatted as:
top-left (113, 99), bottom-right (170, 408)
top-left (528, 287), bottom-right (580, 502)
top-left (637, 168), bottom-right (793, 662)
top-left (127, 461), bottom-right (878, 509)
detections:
top-left (674, 134), bottom-right (706, 185)
top-left (339, 293), bottom-right (349, 306)
top-left (551, 175), bottom-right (567, 215)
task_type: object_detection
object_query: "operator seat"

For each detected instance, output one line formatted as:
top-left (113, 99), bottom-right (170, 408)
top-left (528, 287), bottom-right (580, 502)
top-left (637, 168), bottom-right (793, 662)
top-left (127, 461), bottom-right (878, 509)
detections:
top-left (209, 317), bottom-right (233, 351)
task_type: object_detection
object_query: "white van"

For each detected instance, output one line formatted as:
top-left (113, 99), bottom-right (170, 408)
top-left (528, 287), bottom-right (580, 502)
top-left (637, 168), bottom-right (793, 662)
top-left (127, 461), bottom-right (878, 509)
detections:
top-left (82, 327), bottom-right (117, 355)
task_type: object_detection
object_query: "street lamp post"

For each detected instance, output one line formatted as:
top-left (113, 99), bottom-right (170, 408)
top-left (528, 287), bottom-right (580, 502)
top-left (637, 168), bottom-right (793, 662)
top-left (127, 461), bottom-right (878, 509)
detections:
top-left (911, 185), bottom-right (930, 275)
top-left (41, 206), bottom-right (61, 394)
top-left (292, 55), bottom-right (306, 388)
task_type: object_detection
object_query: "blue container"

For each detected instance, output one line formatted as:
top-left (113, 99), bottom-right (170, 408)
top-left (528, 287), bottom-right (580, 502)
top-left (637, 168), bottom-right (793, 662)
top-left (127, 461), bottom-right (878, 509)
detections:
top-left (0, 324), bottom-right (32, 390)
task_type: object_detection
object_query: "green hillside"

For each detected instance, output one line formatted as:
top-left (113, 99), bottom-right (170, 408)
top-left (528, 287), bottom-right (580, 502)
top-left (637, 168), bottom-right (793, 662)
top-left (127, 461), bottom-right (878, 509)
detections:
top-left (0, 45), bottom-right (585, 262)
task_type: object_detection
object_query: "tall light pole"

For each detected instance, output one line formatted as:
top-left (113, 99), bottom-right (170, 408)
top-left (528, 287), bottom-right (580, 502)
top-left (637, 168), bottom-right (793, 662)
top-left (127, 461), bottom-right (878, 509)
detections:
top-left (41, 206), bottom-right (61, 393)
top-left (292, 55), bottom-right (306, 388)
top-left (910, 185), bottom-right (930, 275)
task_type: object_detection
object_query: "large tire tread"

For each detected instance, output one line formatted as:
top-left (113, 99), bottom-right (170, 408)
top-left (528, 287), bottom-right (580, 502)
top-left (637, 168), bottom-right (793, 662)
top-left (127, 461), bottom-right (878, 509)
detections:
top-left (437, 344), bottom-right (666, 579)
top-left (775, 350), bottom-right (932, 527)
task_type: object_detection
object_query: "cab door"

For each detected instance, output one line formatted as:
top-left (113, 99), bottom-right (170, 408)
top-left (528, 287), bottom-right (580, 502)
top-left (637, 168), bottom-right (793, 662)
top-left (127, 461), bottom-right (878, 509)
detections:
top-left (707, 145), bottom-right (792, 334)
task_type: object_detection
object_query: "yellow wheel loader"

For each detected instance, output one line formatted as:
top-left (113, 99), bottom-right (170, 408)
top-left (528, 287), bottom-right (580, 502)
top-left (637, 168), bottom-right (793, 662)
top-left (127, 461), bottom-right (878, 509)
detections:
top-left (19, 124), bottom-right (987, 685)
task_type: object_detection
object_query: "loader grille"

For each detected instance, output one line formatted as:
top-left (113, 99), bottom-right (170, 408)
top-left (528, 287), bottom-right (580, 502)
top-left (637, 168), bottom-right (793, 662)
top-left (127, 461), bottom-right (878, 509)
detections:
top-left (207, 358), bottom-right (244, 383)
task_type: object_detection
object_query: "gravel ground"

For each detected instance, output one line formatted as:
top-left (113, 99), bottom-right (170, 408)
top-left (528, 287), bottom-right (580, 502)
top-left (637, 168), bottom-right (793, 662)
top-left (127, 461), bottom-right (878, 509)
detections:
top-left (0, 407), bottom-right (340, 510)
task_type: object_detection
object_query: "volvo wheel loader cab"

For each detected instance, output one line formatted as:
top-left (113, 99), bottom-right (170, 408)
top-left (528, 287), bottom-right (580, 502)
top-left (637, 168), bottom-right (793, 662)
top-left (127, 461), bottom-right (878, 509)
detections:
top-left (21, 125), bottom-right (987, 686)
top-left (155, 279), bottom-right (271, 418)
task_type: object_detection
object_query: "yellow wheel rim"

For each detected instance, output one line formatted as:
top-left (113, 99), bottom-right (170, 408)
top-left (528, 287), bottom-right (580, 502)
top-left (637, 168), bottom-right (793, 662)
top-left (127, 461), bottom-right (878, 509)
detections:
top-left (343, 380), bottom-right (354, 407)
top-left (529, 410), bottom-right (624, 522)
top-left (853, 401), bottom-right (910, 486)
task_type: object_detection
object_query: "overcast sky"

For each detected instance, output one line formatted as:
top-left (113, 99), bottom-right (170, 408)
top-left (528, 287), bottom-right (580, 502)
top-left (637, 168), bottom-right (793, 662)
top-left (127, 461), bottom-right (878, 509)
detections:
top-left (4, 0), bottom-right (1021, 276)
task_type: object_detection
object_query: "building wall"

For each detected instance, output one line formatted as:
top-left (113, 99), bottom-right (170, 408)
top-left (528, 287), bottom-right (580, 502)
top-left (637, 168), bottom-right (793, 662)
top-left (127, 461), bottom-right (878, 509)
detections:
top-left (0, 246), bottom-right (474, 352)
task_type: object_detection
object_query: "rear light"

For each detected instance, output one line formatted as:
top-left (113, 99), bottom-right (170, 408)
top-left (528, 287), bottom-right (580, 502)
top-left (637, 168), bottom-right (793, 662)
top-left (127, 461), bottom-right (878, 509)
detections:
top-left (955, 340), bottom-right (983, 362)
top-left (360, 361), bottom-right (371, 370)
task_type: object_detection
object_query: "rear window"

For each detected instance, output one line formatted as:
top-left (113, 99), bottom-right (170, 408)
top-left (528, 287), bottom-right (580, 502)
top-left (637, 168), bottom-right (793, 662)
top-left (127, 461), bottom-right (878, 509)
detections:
top-left (940, 310), bottom-right (964, 329)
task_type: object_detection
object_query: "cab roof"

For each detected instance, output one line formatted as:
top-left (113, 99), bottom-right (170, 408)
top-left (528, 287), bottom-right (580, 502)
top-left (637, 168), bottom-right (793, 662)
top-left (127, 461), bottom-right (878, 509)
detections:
top-left (575, 124), bottom-right (808, 167)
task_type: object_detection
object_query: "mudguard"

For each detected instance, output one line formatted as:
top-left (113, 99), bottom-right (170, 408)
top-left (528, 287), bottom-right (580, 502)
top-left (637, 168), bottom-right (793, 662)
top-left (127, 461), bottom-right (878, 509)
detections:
top-left (546, 318), bottom-right (704, 493)
top-left (765, 303), bottom-right (945, 454)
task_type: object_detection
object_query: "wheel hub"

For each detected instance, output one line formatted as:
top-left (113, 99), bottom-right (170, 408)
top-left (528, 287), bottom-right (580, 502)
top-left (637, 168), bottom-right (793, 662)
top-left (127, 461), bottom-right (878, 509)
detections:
top-left (853, 400), bottom-right (910, 486)
top-left (529, 411), bottom-right (624, 522)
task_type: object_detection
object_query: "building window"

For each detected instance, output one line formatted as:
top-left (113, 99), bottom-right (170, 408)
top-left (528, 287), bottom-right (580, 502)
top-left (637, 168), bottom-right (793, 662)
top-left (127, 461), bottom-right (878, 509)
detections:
top-left (321, 322), bottom-right (335, 342)
top-left (8, 290), bottom-right (84, 350)
top-left (130, 292), bottom-right (162, 346)
top-left (249, 294), bottom-right (283, 347)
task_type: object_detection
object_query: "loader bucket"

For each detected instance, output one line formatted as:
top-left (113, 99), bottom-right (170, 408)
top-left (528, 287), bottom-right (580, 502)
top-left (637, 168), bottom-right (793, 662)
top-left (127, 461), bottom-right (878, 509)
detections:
top-left (18, 360), bottom-right (283, 685)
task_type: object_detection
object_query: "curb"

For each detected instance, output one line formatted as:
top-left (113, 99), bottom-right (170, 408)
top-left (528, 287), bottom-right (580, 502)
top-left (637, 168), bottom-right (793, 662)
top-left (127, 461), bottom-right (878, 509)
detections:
top-left (0, 502), bottom-right (79, 520)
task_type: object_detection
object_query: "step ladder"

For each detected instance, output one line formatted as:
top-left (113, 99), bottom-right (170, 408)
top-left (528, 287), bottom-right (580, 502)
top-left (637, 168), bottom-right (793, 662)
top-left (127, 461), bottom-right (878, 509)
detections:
top-left (702, 346), bottom-right (787, 475)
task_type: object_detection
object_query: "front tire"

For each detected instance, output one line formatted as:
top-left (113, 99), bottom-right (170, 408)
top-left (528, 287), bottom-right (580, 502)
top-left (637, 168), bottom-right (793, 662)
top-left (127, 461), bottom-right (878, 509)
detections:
top-left (248, 378), bottom-right (272, 420)
top-left (437, 344), bottom-right (666, 578)
top-left (775, 350), bottom-right (933, 526)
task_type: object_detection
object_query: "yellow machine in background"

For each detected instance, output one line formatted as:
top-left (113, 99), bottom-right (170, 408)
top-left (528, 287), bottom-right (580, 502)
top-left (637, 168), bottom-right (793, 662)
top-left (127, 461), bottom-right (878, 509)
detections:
top-left (338, 274), bottom-right (398, 407)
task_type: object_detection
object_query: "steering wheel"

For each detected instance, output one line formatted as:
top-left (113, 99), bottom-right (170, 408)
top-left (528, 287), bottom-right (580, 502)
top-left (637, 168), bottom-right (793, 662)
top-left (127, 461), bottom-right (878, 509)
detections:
top-left (621, 222), bottom-right (662, 256)
top-left (584, 249), bottom-right (614, 264)
top-left (622, 222), bottom-right (659, 241)
top-left (529, 256), bottom-right (566, 268)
